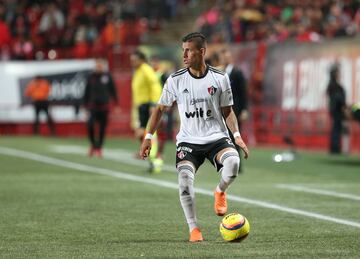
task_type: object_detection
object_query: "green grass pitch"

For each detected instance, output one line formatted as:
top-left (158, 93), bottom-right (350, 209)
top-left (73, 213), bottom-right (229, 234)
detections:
top-left (0, 136), bottom-right (359, 258)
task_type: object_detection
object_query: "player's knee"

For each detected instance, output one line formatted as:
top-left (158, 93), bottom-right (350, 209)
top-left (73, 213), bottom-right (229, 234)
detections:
top-left (222, 153), bottom-right (240, 178)
top-left (177, 163), bottom-right (195, 195)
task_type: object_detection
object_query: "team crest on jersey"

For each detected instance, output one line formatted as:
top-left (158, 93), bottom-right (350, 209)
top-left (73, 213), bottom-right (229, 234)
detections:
top-left (177, 151), bottom-right (187, 159)
top-left (207, 86), bottom-right (217, 96)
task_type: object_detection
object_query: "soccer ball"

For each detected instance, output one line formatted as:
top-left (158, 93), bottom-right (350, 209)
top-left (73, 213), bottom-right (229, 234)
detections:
top-left (219, 213), bottom-right (250, 242)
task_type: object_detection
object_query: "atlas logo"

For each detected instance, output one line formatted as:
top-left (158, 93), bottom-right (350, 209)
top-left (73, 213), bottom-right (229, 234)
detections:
top-left (185, 108), bottom-right (212, 118)
top-left (208, 86), bottom-right (217, 96)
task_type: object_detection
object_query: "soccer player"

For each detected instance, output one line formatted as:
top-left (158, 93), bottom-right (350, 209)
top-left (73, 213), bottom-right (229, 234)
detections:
top-left (139, 32), bottom-right (249, 242)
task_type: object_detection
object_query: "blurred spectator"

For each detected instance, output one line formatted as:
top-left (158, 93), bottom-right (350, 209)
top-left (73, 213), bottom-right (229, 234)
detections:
top-left (0, 0), bottom-right (189, 60)
top-left (0, 16), bottom-right (11, 50)
top-left (83, 59), bottom-right (118, 157)
top-left (38, 3), bottom-right (65, 47)
top-left (0, 0), bottom-right (357, 61)
top-left (25, 75), bottom-right (55, 135)
top-left (11, 34), bottom-right (33, 60)
top-left (196, 0), bottom-right (360, 44)
top-left (9, 4), bottom-right (30, 38)
top-left (326, 64), bottom-right (346, 154)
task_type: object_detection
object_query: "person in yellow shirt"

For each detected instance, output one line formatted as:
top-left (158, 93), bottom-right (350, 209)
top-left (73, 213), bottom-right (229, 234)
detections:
top-left (25, 75), bottom-right (55, 135)
top-left (130, 50), bottom-right (162, 173)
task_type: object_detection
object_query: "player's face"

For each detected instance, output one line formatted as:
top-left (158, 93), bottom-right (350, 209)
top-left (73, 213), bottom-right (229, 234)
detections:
top-left (130, 54), bottom-right (141, 68)
top-left (182, 41), bottom-right (204, 69)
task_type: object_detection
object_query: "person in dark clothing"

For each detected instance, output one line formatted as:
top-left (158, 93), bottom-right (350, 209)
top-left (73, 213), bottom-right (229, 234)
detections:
top-left (221, 49), bottom-right (248, 172)
top-left (326, 64), bottom-right (346, 154)
top-left (83, 59), bottom-right (118, 157)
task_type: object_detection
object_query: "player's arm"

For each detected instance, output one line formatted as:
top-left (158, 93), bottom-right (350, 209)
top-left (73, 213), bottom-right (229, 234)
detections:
top-left (221, 106), bottom-right (249, 159)
top-left (139, 104), bottom-right (167, 159)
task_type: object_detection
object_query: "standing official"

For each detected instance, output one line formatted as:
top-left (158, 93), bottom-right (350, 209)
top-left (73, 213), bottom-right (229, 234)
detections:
top-left (221, 49), bottom-right (248, 171)
top-left (131, 50), bottom-right (162, 173)
top-left (326, 64), bottom-right (346, 154)
top-left (83, 59), bottom-right (118, 157)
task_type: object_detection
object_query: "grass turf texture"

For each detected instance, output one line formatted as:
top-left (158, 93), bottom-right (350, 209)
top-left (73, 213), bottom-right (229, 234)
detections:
top-left (0, 136), bottom-right (359, 258)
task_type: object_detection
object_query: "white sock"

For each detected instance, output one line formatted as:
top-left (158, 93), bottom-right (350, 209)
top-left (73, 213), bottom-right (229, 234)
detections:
top-left (177, 164), bottom-right (197, 232)
top-left (217, 152), bottom-right (240, 192)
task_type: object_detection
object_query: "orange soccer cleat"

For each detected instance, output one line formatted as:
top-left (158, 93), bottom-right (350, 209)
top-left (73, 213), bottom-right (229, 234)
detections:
top-left (214, 190), bottom-right (227, 216)
top-left (189, 227), bottom-right (204, 242)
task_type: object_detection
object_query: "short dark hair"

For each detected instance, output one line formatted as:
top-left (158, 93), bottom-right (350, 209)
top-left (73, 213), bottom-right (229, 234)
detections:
top-left (132, 49), bottom-right (147, 61)
top-left (182, 32), bottom-right (206, 49)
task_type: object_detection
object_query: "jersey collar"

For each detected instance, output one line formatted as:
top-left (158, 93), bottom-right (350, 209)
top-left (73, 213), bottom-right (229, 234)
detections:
top-left (187, 65), bottom-right (209, 79)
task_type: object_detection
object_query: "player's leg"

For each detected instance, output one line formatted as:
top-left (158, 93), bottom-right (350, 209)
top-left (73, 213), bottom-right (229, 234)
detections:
top-left (87, 110), bottom-right (96, 156)
top-left (208, 138), bottom-right (240, 216)
top-left (177, 161), bottom-right (203, 242)
top-left (228, 127), bottom-right (242, 173)
top-left (42, 101), bottom-right (55, 135)
top-left (216, 147), bottom-right (240, 192)
top-left (33, 101), bottom-right (41, 134)
top-left (96, 110), bottom-right (108, 157)
top-left (176, 143), bottom-right (204, 242)
top-left (148, 133), bottom-right (162, 174)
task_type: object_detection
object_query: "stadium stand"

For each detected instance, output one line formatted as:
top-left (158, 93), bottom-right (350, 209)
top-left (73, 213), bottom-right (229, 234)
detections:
top-left (0, 0), bottom-right (199, 61)
top-left (195, 0), bottom-right (359, 43)
top-left (0, 0), bottom-right (359, 152)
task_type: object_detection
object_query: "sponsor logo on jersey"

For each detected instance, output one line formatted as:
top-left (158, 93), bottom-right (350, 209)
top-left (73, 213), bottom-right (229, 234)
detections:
top-left (183, 88), bottom-right (189, 93)
top-left (207, 86), bottom-right (217, 96)
top-left (185, 108), bottom-right (212, 118)
top-left (190, 98), bottom-right (206, 105)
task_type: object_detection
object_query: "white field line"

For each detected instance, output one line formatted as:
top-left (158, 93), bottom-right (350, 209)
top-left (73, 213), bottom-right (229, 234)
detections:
top-left (1, 146), bottom-right (360, 229)
top-left (50, 145), bottom-right (176, 173)
top-left (276, 184), bottom-right (360, 201)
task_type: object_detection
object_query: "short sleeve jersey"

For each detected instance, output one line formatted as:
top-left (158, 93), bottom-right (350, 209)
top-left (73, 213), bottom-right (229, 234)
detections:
top-left (158, 65), bottom-right (233, 145)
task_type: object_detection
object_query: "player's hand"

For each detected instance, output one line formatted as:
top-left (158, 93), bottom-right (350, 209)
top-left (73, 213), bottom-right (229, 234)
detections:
top-left (235, 137), bottom-right (249, 159)
top-left (139, 139), bottom-right (152, 159)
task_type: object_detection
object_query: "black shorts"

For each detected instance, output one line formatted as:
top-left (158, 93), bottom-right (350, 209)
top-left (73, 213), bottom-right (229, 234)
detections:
top-left (138, 103), bottom-right (151, 128)
top-left (176, 137), bottom-right (236, 172)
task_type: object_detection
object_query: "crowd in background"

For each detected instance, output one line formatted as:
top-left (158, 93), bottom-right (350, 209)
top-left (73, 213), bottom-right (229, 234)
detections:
top-left (0, 0), bottom-right (188, 60)
top-left (196, 0), bottom-right (360, 43)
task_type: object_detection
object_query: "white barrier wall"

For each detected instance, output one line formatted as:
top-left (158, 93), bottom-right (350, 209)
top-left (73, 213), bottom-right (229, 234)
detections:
top-left (0, 59), bottom-right (96, 122)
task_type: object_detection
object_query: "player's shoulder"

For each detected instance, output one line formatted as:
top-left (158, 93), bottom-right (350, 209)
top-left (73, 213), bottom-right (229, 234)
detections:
top-left (141, 63), bottom-right (155, 73)
top-left (171, 67), bottom-right (188, 78)
top-left (208, 65), bottom-right (226, 76)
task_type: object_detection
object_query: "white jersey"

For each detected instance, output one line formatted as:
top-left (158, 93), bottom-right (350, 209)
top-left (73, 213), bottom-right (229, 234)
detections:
top-left (158, 65), bottom-right (233, 145)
